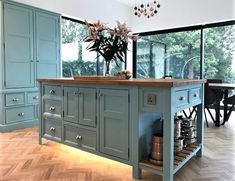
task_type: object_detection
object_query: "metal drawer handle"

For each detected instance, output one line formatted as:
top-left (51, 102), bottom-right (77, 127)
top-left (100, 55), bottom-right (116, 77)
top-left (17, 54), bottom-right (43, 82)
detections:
top-left (49, 106), bottom-right (55, 111)
top-left (76, 135), bottom-right (82, 140)
top-left (49, 90), bottom-right (55, 94)
top-left (12, 98), bottom-right (19, 102)
top-left (179, 96), bottom-right (186, 101)
top-left (193, 93), bottom-right (198, 98)
top-left (50, 127), bottom-right (56, 132)
top-left (73, 91), bottom-right (81, 95)
top-left (33, 96), bottom-right (38, 100)
top-left (18, 112), bottom-right (25, 116)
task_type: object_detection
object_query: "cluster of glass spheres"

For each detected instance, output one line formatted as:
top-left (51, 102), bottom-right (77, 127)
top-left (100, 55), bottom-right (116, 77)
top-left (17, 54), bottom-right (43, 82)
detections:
top-left (134, 0), bottom-right (161, 18)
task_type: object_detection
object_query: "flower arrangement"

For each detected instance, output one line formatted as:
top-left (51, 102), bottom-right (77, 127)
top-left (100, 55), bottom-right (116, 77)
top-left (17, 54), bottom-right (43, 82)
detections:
top-left (84, 20), bottom-right (139, 75)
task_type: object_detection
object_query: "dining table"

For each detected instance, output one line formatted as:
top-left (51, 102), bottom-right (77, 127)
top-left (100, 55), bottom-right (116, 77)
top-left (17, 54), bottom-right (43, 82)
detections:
top-left (208, 83), bottom-right (235, 126)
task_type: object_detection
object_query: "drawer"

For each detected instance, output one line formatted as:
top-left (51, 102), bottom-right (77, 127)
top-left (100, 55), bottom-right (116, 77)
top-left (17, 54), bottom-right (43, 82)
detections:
top-left (175, 89), bottom-right (189, 108)
top-left (190, 87), bottom-right (201, 103)
top-left (27, 92), bottom-right (39, 104)
top-left (78, 127), bottom-right (96, 152)
top-left (43, 99), bottom-right (62, 119)
top-left (5, 106), bottom-right (35, 123)
top-left (63, 124), bottom-right (96, 152)
top-left (43, 85), bottom-right (62, 98)
top-left (44, 118), bottom-right (62, 141)
top-left (5, 93), bottom-right (25, 107)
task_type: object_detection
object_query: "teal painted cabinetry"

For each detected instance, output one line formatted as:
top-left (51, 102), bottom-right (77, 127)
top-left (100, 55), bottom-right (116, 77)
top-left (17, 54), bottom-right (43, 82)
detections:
top-left (38, 79), bottom-right (204, 181)
top-left (0, 1), bottom-right (61, 132)
top-left (64, 87), bottom-right (96, 127)
top-left (4, 3), bottom-right (34, 88)
top-left (99, 89), bottom-right (129, 160)
top-left (35, 11), bottom-right (60, 79)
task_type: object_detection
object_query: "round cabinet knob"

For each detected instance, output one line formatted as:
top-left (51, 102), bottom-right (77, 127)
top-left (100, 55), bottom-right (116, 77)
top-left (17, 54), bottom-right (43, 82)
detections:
top-left (18, 112), bottom-right (25, 117)
top-left (49, 106), bottom-right (55, 111)
top-left (99, 93), bottom-right (103, 97)
top-left (49, 90), bottom-right (55, 94)
top-left (179, 96), bottom-right (186, 101)
top-left (12, 98), bottom-right (19, 102)
top-left (33, 96), bottom-right (39, 100)
top-left (50, 127), bottom-right (56, 132)
top-left (73, 91), bottom-right (77, 95)
top-left (76, 135), bottom-right (82, 140)
top-left (193, 93), bottom-right (198, 98)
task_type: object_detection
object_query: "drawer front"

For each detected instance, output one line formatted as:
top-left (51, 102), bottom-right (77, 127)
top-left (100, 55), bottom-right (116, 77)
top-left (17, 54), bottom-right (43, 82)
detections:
top-left (78, 127), bottom-right (96, 152)
top-left (5, 93), bottom-right (25, 106)
top-left (43, 99), bottom-right (62, 119)
top-left (43, 85), bottom-right (62, 98)
top-left (175, 89), bottom-right (189, 108)
top-left (190, 87), bottom-right (201, 103)
top-left (63, 124), bottom-right (78, 146)
top-left (63, 124), bottom-right (96, 152)
top-left (5, 106), bottom-right (35, 123)
top-left (27, 92), bottom-right (39, 104)
top-left (44, 118), bottom-right (62, 141)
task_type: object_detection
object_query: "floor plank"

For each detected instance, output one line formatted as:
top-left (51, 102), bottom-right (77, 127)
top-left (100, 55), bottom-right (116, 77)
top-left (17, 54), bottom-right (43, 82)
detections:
top-left (0, 119), bottom-right (235, 181)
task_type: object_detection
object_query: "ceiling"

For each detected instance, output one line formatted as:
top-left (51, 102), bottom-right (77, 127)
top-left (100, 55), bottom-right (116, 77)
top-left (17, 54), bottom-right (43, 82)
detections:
top-left (114, 0), bottom-right (133, 6)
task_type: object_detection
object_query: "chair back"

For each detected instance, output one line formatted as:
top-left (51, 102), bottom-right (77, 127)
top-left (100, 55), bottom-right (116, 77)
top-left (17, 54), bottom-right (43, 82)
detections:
top-left (204, 79), bottom-right (223, 106)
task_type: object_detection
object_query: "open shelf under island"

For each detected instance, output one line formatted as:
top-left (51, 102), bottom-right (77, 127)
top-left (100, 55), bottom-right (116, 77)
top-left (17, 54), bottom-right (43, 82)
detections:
top-left (37, 77), bottom-right (205, 181)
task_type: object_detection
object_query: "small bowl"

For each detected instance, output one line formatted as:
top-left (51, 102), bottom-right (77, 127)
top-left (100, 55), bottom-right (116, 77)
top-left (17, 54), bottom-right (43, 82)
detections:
top-left (125, 74), bottom-right (132, 79)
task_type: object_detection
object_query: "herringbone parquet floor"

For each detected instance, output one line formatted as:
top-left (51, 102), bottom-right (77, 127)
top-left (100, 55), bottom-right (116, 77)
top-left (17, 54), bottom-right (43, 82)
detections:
top-left (1, 120), bottom-right (235, 181)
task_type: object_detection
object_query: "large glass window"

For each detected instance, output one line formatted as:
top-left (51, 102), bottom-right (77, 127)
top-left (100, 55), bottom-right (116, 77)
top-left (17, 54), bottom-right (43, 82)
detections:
top-left (136, 30), bottom-right (201, 79)
top-left (135, 22), bottom-right (235, 82)
top-left (204, 25), bottom-right (235, 83)
top-left (61, 18), bottom-right (124, 77)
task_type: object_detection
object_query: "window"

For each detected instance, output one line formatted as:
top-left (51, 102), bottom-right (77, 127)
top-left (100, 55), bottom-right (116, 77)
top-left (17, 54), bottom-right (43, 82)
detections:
top-left (204, 25), bottom-right (235, 83)
top-left (134, 21), bottom-right (235, 82)
top-left (61, 17), bottom-right (125, 77)
top-left (136, 30), bottom-right (201, 79)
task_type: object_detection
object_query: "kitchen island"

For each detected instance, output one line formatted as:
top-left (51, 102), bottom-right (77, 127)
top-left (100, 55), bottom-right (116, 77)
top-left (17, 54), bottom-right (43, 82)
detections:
top-left (37, 77), bottom-right (205, 181)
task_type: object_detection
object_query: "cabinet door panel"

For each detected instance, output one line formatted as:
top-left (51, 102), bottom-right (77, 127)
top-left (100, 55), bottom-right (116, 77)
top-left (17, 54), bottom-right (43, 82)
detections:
top-left (99, 89), bottom-right (129, 160)
top-left (4, 3), bottom-right (34, 88)
top-left (79, 88), bottom-right (96, 127)
top-left (35, 11), bottom-right (60, 78)
top-left (64, 87), bottom-right (79, 123)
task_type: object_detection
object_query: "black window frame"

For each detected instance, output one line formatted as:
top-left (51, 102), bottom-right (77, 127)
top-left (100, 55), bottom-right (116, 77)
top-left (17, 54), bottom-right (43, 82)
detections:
top-left (133, 20), bottom-right (235, 79)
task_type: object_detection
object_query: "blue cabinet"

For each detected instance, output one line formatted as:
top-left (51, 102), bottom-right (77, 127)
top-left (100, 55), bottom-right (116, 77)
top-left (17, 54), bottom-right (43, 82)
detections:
top-left (4, 3), bottom-right (34, 88)
top-left (0, 1), bottom-right (61, 132)
top-left (35, 11), bottom-right (60, 79)
top-left (64, 87), bottom-right (96, 127)
top-left (99, 89), bottom-right (129, 160)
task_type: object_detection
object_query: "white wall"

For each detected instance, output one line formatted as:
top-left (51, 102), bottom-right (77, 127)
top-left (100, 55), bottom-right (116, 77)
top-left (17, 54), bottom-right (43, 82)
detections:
top-left (131, 0), bottom-right (235, 33)
top-left (13, 0), bottom-right (131, 26)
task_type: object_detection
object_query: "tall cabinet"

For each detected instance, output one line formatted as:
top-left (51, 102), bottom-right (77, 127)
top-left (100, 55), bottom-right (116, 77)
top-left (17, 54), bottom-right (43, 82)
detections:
top-left (0, 1), bottom-right (60, 132)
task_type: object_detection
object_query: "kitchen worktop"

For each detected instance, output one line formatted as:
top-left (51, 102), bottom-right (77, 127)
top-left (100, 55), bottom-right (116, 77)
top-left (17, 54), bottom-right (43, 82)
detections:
top-left (37, 77), bottom-right (205, 87)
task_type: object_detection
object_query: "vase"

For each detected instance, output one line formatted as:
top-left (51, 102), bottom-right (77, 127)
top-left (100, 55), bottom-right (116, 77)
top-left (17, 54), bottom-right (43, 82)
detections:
top-left (105, 60), bottom-right (111, 76)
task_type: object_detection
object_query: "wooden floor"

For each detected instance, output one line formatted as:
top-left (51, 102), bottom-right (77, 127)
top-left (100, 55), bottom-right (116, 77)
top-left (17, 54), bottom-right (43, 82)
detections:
top-left (1, 120), bottom-right (235, 181)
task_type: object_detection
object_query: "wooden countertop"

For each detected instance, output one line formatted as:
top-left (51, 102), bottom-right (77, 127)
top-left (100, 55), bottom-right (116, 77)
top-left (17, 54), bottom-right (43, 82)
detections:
top-left (37, 77), bottom-right (205, 87)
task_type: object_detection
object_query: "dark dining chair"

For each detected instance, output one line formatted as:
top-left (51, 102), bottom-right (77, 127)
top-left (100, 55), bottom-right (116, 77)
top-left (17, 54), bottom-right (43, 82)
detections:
top-left (204, 79), bottom-right (223, 127)
top-left (222, 94), bottom-right (235, 124)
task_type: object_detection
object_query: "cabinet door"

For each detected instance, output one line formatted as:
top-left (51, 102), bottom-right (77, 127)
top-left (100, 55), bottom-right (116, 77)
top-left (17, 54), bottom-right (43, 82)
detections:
top-left (35, 11), bottom-right (60, 78)
top-left (4, 3), bottom-right (34, 88)
top-left (99, 89), bottom-right (129, 160)
top-left (64, 87), bottom-right (79, 123)
top-left (79, 88), bottom-right (96, 127)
